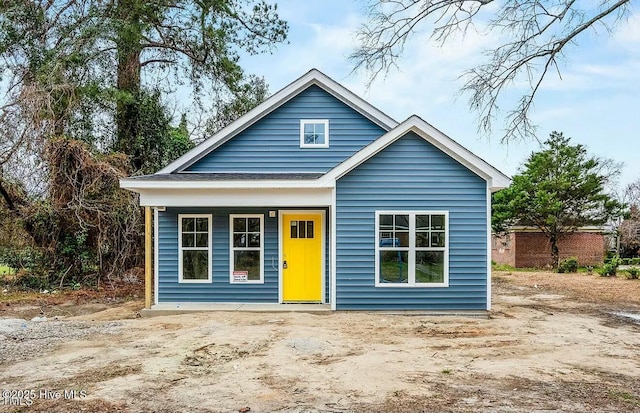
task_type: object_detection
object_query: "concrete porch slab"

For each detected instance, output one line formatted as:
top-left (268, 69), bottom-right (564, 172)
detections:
top-left (141, 302), bottom-right (332, 317)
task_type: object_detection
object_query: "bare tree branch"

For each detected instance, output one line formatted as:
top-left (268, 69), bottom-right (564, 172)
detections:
top-left (351, 0), bottom-right (632, 142)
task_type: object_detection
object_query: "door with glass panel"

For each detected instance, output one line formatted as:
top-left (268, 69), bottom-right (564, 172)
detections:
top-left (282, 213), bottom-right (322, 302)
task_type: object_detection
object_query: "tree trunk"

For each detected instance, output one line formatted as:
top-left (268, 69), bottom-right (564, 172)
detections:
top-left (114, 1), bottom-right (143, 171)
top-left (550, 233), bottom-right (560, 269)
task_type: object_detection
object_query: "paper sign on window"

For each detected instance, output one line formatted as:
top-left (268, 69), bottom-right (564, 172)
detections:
top-left (233, 271), bottom-right (248, 282)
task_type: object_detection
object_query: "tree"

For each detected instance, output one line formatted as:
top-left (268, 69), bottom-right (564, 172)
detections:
top-left (492, 132), bottom-right (625, 268)
top-left (0, 0), bottom-right (287, 285)
top-left (136, 90), bottom-right (195, 174)
top-left (109, 0), bottom-right (288, 170)
top-left (618, 179), bottom-right (640, 257)
top-left (0, 0), bottom-right (288, 171)
top-left (351, 0), bottom-right (632, 142)
top-left (620, 205), bottom-right (640, 257)
top-left (204, 75), bottom-right (270, 134)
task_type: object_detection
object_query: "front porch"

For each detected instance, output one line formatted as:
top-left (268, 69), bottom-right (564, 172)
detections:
top-left (141, 302), bottom-right (332, 317)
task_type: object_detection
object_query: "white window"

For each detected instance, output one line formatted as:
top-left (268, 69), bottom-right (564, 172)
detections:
top-left (230, 214), bottom-right (264, 283)
top-left (178, 214), bottom-right (212, 283)
top-left (375, 211), bottom-right (449, 287)
top-left (300, 119), bottom-right (329, 148)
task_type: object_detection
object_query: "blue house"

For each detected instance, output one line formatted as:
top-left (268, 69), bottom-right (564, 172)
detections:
top-left (120, 69), bottom-right (510, 312)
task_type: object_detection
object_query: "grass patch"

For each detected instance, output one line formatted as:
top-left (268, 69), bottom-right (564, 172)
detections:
top-left (608, 390), bottom-right (640, 407)
top-left (0, 290), bottom-right (46, 303)
top-left (492, 263), bottom-right (516, 271)
top-left (0, 264), bottom-right (14, 275)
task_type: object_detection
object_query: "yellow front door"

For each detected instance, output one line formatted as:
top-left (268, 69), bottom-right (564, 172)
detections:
top-left (282, 213), bottom-right (322, 302)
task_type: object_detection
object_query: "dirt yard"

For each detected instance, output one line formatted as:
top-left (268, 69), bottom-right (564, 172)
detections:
top-left (1, 271), bottom-right (640, 413)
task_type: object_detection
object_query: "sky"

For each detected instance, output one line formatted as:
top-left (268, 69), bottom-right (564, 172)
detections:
top-left (230, 0), bottom-right (640, 191)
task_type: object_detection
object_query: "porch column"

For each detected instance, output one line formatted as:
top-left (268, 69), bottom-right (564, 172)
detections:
top-left (144, 206), bottom-right (152, 309)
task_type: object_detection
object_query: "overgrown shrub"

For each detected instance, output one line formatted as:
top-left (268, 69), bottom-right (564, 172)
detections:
top-left (599, 263), bottom-right (616, 277)
top-left (557, 257), bottom-right (578, 273)
top-left (0, 246), bottom-right (45, 273)
top-left (627, 267), bottom-right (640, 280)
top-left (599, 255), bottom-right (620, 277)
top-left (1, 139), bottom-right (144, 289)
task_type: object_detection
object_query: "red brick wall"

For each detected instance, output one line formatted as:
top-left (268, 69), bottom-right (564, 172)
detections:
top-left (492, 231), bottom-right (605, 268)
top-left (491, 233), bottom-right (515, 266)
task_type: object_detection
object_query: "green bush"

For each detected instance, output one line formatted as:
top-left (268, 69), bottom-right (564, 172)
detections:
top-left (557, 257), bottom-right (578, 273)
top-left (0, 246), bottom-right (45, 273)
top-left (631, 258), bottom-right (640, 266)
top-left (626, 267), bottom-right (640, 280)
top-left (622, 258), bottom-right (631, 266)
top-left (599, 262), bottom-right (618, 277)
top-left (14, 272), bottom-right (50, 290)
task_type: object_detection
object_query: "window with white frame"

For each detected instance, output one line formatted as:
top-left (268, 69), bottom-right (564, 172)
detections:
top-left (376, 211), bottom-right (449, 287)
top-left (230, 215), bottom-right (264, 283)
top-left (300, 119), bottom-right (329, 148)
top-left (178, 214), bottom-right (212, 283)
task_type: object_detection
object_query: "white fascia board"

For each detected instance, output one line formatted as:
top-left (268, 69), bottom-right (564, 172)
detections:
top-left (119, 178), bottom-right (334, 191)
top-left (157, 68), bottom-right (398, 174)
top-left (138, 188), bottom-right (332, 207)
top-left (320, 116), bottom-right (511, 191)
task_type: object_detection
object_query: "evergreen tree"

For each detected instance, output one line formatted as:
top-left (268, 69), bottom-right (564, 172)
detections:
top-left (493, 132), bottom-right (625, 268)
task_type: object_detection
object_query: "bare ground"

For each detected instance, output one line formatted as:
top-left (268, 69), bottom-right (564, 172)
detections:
top-left (1, 271), bottom-right (640, 413)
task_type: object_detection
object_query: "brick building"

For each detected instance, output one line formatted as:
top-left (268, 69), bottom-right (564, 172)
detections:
top-left (492, 227), bottom-right (605, 268)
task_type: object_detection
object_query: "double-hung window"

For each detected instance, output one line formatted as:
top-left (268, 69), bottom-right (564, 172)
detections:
top-left (376, 211), bottom-right (449, 287)
top-left (300, 120), bottom-right (329, 148)
top-left (178, 214), bottom-right (212, 283)
top-left (230, 215), bottom-right (264, 283)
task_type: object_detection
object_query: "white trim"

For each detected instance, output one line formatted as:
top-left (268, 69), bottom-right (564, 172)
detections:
top-left (319, 116), bottom-right (510, 192)
top-left (279, 210), bottom-right (326, 304)
top-left (229, 214), bottom-right (265, 284)
top-left (177, 214), bottom-right (213, 283)
top-left (486, 184), bottom-right (492, 311)
top-left (120, 178), bottom-right (333, 190)
top-left (157, 69), bottom-right (397, 174)
top-left (300, 119), bottom-right (330, 148)
top-left (138, 188), bottom-right (332, 207)
top-left (154, 207), bottom-right (159, 305)
top-left (374, 210), bottom-right (449, 288)
top-left (330, 189), bottom-right (337, 310)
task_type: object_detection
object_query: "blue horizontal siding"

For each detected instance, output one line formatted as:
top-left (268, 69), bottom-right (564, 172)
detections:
top-left (158, 208), bottom-right (278, 303)
top-left (157, 207), bottom-right (329, 303)
top-left (335, 132), bottom-right (488, 310)
top-left (186, 85), bottom-right (386, 173)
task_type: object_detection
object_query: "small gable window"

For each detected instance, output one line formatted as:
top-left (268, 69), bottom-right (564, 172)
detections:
top-left (300, 120), bottom-right (329, 148)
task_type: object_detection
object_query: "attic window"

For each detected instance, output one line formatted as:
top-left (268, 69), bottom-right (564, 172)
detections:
top-left (300, 120), bottom-right (329, 148)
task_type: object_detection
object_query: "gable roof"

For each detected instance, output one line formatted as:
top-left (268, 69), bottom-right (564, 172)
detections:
top-left (319, 115), bottom-right (511, 192)
top-left (158, 68), bottom-right (399, 174)
top-left (120, 116), bottom-right (509, 192)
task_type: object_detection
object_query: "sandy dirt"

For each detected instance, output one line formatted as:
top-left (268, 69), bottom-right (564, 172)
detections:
top-left (1, 271), bottom-right (640, 412)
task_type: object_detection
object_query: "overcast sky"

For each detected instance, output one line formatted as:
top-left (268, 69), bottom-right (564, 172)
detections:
top-left (235, 1), bottom-right (640, 190)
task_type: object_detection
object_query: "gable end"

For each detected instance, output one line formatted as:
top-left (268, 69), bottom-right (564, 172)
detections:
top-left (158, 69), bottom-right (398, 174)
